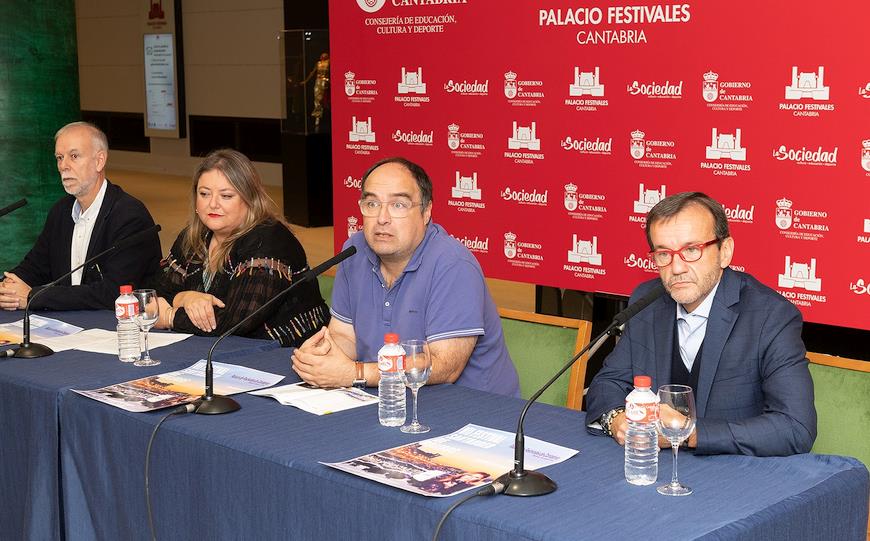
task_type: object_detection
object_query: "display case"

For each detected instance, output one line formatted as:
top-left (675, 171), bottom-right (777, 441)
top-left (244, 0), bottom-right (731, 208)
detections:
top-left (279, 29), bottom-right (330, 135)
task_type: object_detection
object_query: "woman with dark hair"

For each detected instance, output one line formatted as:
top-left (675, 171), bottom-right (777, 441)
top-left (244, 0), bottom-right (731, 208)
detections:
top-left (152, 149), bottom-right (327, 346)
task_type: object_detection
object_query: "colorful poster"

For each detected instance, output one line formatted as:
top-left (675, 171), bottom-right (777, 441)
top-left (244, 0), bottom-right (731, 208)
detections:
top-left (73, 360), bottom-right (284, 412)
top-left (330, 1), bottom-right (870, 330)
top-left (324, 423), bottom-right (578, 497)
top-left (0, 315), bottom-right (82, 346)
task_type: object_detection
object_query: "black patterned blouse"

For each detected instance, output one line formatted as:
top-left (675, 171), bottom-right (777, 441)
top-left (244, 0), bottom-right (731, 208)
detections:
top-left (153, 220), bottom-right (328, 347)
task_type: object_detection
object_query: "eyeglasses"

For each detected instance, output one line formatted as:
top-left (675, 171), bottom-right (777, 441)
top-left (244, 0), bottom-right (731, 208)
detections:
top-left (358, 198), bottom-right (424, 218)
top-left (648, 239), bottom-right (720, 267)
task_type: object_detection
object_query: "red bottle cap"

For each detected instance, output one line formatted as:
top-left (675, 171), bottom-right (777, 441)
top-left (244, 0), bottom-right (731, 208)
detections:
top-left (384, 333), bottom-right (399, 344)
top-left (634, 375), bottom-right (652, 388)
top-left (119, 285), bottom-right (133, 294)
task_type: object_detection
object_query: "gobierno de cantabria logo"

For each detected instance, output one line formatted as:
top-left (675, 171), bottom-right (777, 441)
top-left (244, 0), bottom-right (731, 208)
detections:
top-left (357, 0), bottom-right (386, 13)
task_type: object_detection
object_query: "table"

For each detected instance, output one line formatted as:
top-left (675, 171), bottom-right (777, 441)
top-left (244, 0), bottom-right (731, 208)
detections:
top-left (2, 311), bottom-right (869, 540)
top-left (0, 310), bottom-right (279, 540)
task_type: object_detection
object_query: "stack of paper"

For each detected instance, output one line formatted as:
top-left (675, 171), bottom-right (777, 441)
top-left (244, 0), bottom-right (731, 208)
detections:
top-left (250, 383), bottom-right (378, 415)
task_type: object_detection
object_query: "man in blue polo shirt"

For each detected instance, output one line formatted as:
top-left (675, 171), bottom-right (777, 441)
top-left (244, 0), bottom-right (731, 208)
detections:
top-left (291, 157), bottom-right (519, 396)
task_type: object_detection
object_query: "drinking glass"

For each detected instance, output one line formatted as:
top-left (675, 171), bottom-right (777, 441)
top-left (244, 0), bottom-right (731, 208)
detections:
top-left (133, 289), bottom-right (160, 367)
top-left (400, 340), bottom-right (431, 434)
top-left (656, 384), bottom-right (696, 496)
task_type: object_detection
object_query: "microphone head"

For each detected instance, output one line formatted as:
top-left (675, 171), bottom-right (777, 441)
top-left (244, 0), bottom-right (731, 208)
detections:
top-left (612, 282), bottom-right (665, 326)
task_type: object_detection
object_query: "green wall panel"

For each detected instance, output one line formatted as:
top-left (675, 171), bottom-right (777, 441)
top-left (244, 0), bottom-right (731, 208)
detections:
top-left (0, 0), bottom-right (80, 272)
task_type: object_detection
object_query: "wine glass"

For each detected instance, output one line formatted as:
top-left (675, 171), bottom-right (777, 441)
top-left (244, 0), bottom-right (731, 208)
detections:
top-left (400, 340), bottom-right (431, 434)
top-left (656, 384), bottom-right (696, 496)
top-left (133, 289), bottom-right (160, 367)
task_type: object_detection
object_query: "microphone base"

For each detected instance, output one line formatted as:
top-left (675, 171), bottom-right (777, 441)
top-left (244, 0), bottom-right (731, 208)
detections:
top-left (13, 342), bottom-right (54, 358)
top-left (194, 394), bottom-right (241, 415)
top-left (495, 469), bottom-right (557, 497)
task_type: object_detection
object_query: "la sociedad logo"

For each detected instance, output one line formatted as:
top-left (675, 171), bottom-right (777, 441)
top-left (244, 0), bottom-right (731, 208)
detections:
top-left (443, 78), bottom-right (489, 96)
top-left (772, 144), bottom-right (838, 167)
top-left (392, 128), bottom-right (433, 146)
top-left (626, 79), bottom-right (682, 99)
top-left (561, 135), bottom-right (612, 155)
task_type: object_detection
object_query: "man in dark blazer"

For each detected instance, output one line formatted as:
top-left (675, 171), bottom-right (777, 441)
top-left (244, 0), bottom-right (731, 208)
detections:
top-left (0, 122), bottom-right (161, 311)
top-left (586, 192), bottom-right (816, 456)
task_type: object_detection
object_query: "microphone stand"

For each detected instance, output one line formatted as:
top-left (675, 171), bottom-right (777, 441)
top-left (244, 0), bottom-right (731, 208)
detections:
top-left (494, 327), bottom-right (616, 496)
top-left (495, 283), bottom-right (665, 496)
top-left (13, 224), bottom-right (162, 359)
top-left (194, 246), bottom-right (357, 415)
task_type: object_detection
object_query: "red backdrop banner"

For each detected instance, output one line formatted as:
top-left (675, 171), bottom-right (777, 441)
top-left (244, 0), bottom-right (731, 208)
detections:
top-left (329, 0), bottom-right (870, 330)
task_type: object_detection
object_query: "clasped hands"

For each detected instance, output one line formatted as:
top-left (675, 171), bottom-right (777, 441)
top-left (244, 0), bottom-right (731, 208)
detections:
top-left (291, 327), bottom-right (355, 388)
top-left (154, 291), bottom-right (225, 332)
top-left (610, 403), bottom-right (696, 449)
top-left (0, 272), bottom-right (32, 310)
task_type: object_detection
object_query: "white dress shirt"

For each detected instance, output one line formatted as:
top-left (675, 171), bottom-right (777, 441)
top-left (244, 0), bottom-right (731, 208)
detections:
top-left (70, 179), bottom-right (108, 285)
top-left (676, 279), bottom-right (721, 371)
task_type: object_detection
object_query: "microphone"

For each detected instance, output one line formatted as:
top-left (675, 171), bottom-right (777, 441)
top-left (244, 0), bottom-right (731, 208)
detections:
top-left (193, 246), bottom-right (357, 415)
top-left (612, 283), bottom-right (667, 326)
top-left (495, 282), bottom-right (665, 496)
top-left (12, 224), bottom-right (162, 359)
top-left (0, 198), bottom-right (27, 218)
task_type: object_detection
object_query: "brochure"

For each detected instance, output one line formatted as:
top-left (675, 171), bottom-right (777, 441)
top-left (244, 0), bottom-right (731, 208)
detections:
top-left (0, 315), bottom-right (83, 346)
top-left (323, 423), bottom-right (578, 497)
top-left (250, 382), bottom-right (378, 415)
top-left (73, 360), bottom-right (284, 412)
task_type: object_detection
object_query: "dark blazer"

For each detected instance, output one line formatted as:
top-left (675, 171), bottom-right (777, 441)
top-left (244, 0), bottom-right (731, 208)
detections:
top-left (10, 180), bottom-right (162, 310)
top-left (586, 268), bottom-right (817, 456)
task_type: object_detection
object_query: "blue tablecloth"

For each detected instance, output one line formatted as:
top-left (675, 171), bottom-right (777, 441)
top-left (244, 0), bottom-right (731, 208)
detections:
top-left (2, 310), bottom-right (869, 540)
top-left (0, 309), bottom-right (280, 540)
top-left (58, 347), bottom-right (869, 541)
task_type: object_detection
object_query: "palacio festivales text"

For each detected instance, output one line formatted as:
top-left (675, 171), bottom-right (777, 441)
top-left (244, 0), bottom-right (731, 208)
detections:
top-left (539, 4), bottom-right (692, 44)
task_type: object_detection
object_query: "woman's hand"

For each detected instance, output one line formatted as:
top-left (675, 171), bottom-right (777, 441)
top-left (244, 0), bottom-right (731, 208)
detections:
top-left (173, 291), bottom-right (225, 332)
top-left (154, 297), bottom-right (173, 329)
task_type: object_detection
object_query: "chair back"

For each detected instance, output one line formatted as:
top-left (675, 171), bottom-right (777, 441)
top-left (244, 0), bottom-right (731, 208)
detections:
top-left (316, 273), bottom-right (335, 307)
top-left (807, 352), bottom-right (870, 467)
top-left (498, 308), bottom-right (592, 410)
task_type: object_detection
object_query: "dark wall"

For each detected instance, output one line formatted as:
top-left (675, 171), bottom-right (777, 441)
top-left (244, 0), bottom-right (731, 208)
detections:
top-left (284, 2), bottom-right (328, 28)
top-left (0, 0), bottom-right (80, 271)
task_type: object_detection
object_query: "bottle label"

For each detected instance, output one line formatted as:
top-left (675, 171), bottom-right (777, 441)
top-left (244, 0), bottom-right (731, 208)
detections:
top-left (378, 354), bottom-right (404, 372)
top-left (116, 301), bottom-right (138, 319)
top-left (625, 401), bottom-right (659, 423)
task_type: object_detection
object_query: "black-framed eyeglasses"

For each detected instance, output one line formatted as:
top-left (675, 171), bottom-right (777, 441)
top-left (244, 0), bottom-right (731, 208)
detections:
top-left (358, 198), bottom-right (424, 218)
top-left (648, 239), bottom-right (720, 267)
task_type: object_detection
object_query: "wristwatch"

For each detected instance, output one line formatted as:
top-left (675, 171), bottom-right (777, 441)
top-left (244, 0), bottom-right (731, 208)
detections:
top-left (600, 407), bottom-right (625, 437)
top-left (352, 361), bottom-right (367, 389)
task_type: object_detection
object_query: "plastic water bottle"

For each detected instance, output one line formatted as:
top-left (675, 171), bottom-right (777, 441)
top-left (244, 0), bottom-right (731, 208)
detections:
top-left (115, 285), bottom-right (140, 363)
top-left (624, 375), bottom-right (660, 485)
top-left (378, 333), bottom-right (406, 427)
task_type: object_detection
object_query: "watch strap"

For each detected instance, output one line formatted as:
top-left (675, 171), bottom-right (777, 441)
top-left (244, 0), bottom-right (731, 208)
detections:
top-left (352, 361), bottom-right (366, 389)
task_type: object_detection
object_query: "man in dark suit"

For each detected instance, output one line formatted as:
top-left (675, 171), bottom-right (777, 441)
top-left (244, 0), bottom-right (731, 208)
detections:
top-left (586, 192), bottom-right (816, 456)
top-left (0, 122), bottom-right (161, 311)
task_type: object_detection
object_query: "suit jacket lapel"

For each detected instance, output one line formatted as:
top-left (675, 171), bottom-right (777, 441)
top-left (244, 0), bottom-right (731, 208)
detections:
top-left (694, 268), bottom-right (739, 418)
top-left (653, 295), bottom-right (675, 391)
top-left (85, 181), bottom-right (116, 260)
top-left (58, 205), bottom-right (75, 283)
